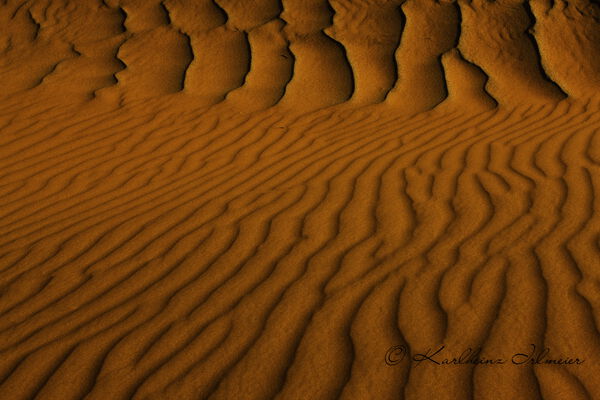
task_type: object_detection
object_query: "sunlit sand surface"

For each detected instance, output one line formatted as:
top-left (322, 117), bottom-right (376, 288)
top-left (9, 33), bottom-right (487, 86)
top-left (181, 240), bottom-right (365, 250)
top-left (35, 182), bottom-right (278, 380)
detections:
top-left (1, 0), bottom-right (600, 398)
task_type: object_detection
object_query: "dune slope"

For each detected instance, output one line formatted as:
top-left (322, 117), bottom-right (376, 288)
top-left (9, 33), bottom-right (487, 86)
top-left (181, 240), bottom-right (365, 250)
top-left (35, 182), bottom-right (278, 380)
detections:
top-left (1, 0), bottom-right (600, 399)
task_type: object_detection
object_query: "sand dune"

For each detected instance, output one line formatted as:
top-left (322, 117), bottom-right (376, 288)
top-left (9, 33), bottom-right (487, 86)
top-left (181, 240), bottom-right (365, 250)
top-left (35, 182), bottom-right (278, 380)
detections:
top-left (1, 0), bottom-right (600, 399)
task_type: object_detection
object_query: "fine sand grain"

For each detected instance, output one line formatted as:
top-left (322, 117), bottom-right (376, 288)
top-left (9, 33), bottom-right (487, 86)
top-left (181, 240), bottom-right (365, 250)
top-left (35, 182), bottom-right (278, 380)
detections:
top-left (1, 0), bottom-right (600, 399)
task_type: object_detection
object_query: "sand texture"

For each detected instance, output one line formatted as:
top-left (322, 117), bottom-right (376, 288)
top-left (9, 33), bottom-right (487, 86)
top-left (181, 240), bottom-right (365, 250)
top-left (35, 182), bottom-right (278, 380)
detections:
top-left (1, 0), bottom-right (600, 399)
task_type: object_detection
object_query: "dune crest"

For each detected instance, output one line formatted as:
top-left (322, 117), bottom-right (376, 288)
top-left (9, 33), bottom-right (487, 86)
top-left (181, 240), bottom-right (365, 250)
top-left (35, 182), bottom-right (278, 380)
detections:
top-left (3, 0), bottom-right (599, 108)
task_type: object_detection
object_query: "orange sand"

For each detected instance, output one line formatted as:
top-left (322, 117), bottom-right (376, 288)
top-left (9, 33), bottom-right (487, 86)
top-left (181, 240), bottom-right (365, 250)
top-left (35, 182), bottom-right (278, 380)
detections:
top-left (1, 0), bottom-right (600, 399)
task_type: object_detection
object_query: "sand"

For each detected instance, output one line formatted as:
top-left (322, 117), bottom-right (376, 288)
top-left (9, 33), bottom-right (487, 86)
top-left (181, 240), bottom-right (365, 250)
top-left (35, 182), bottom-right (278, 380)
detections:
top-left (1, 0), bottom-right (600, 399)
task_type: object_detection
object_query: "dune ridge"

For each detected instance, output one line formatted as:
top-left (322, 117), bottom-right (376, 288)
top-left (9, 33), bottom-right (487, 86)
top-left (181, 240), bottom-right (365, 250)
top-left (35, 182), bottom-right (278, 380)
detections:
top-left (1, 0), bottom-right (599, 108)
top-left (1, 0), bottom-right (600, 399)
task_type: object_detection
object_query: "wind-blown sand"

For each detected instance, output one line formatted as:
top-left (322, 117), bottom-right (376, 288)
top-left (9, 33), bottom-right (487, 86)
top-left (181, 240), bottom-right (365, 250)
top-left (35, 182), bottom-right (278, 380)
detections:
top-left (1, 0), bottom-right (600, 399)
